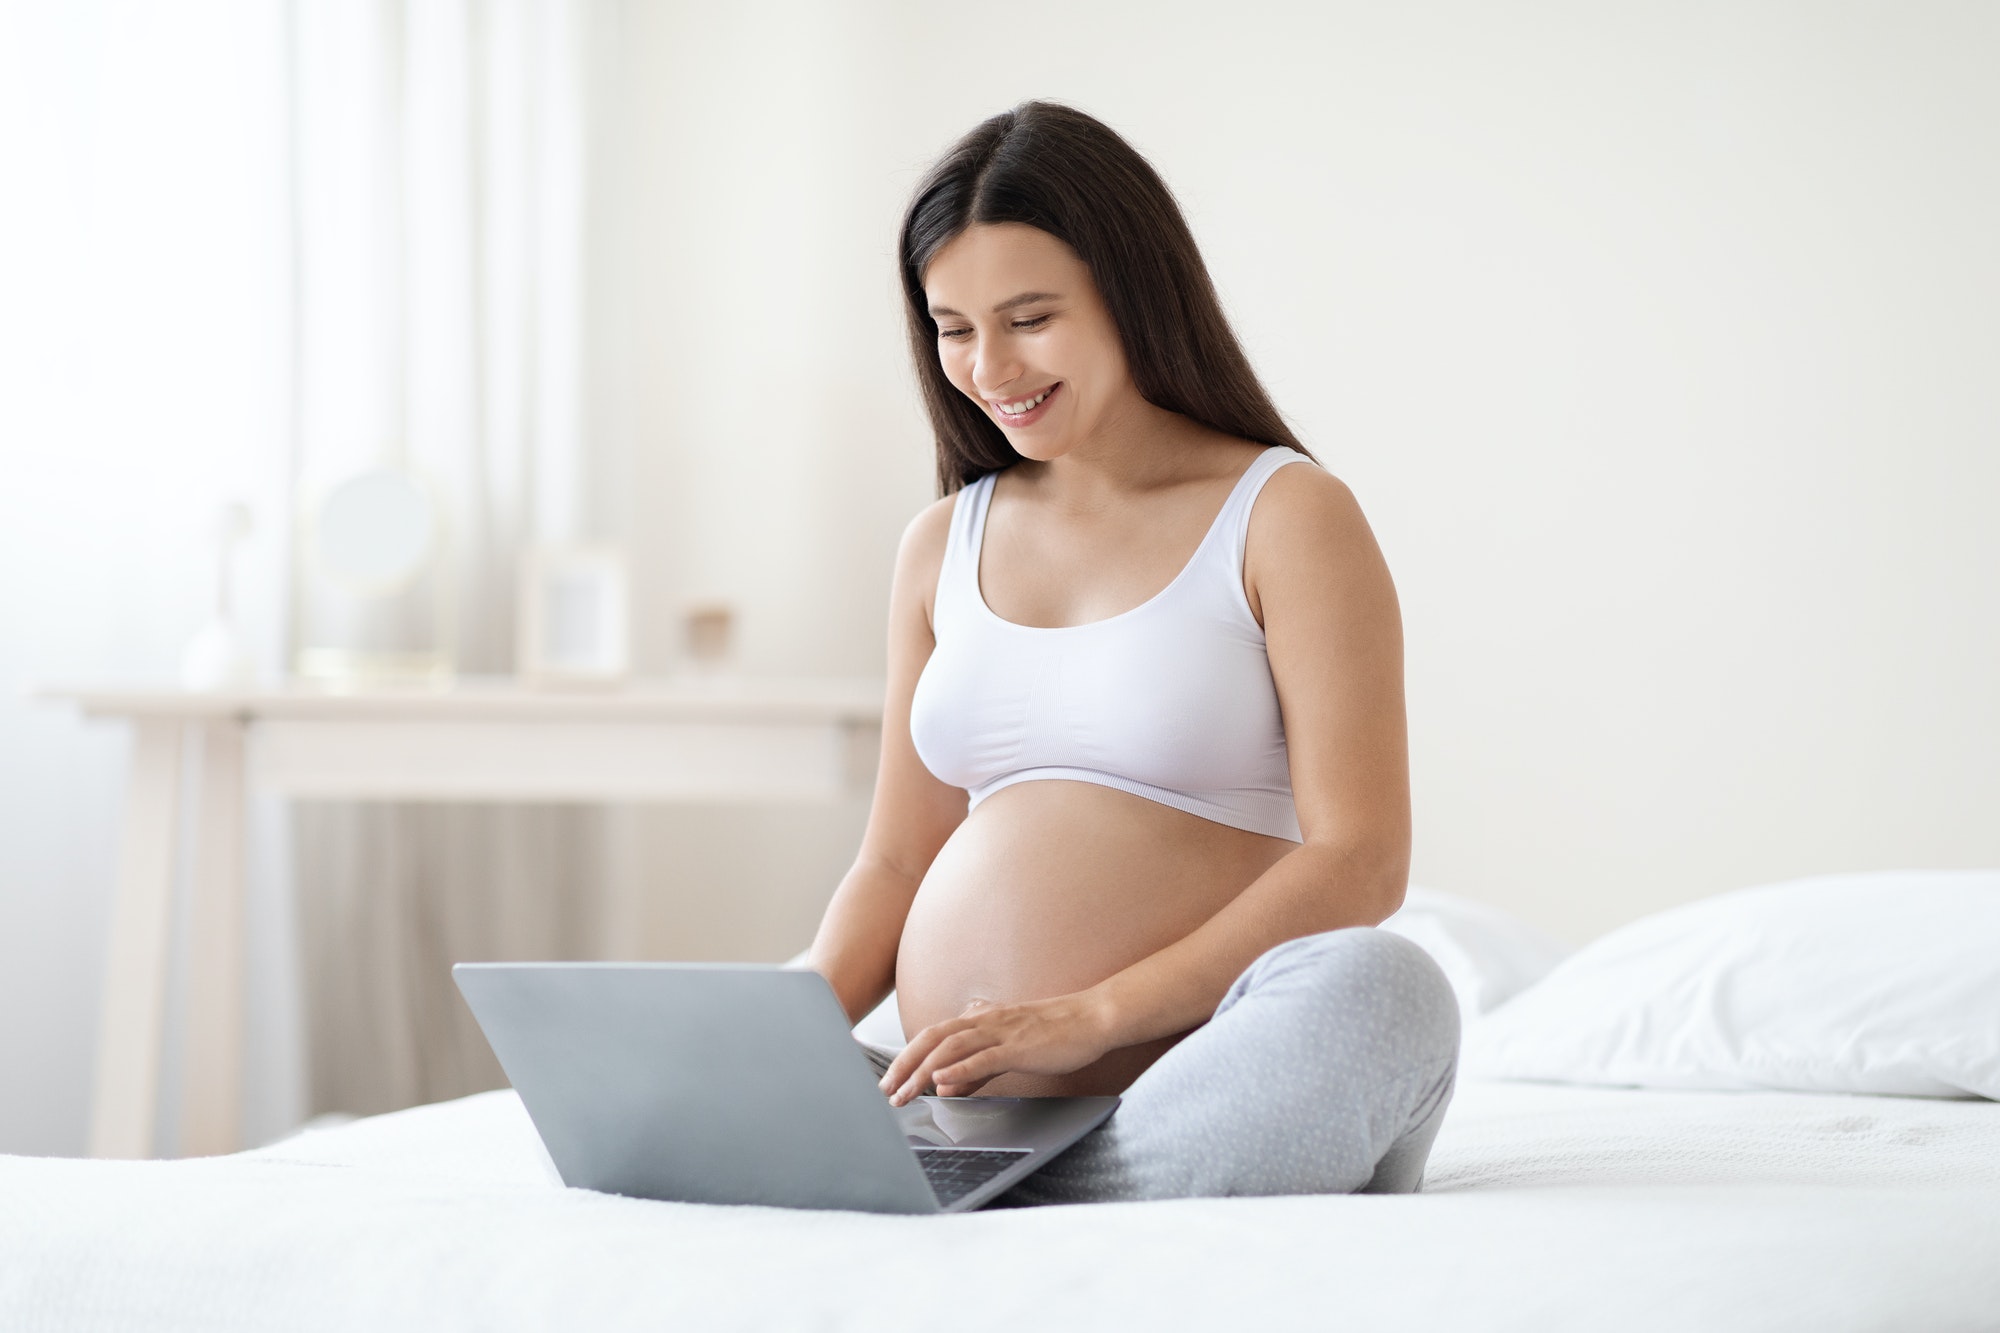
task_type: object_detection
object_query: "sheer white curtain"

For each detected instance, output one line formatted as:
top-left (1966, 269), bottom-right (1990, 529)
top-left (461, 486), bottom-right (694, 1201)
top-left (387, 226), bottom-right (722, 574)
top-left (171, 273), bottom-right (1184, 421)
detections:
top-left (0, 0), bottom-right (297, 1155)
top-left (286, 0), bottom-right (606, 1117)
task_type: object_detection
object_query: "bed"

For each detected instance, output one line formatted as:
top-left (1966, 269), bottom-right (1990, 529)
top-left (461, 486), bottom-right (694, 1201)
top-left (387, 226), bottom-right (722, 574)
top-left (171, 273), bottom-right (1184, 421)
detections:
top-left (5, 870), bottom-right (1996, 1331)
top-left (5, 1078), bottom-right (1997, 1331)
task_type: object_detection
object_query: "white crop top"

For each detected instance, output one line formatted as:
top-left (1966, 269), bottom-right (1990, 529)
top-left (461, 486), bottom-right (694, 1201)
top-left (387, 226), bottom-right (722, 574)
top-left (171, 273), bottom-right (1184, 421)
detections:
top-left (909, 445), bottom-right (1313, 843)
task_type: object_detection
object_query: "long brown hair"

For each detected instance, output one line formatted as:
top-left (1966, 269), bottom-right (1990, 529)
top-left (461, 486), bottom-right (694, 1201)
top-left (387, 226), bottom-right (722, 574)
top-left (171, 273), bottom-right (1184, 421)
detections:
top-left (898, 100), bottom-right (1317, 495)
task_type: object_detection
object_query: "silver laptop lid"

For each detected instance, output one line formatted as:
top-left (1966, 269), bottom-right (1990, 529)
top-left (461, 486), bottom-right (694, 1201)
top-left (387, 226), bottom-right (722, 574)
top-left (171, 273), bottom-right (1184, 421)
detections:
top-left (454, 962), bottom-right (941, 1213)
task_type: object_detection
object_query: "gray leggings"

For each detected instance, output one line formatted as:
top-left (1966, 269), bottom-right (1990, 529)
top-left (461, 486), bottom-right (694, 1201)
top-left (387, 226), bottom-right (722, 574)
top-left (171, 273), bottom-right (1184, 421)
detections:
top-left (872, 927), bottom-right (1461, 1205)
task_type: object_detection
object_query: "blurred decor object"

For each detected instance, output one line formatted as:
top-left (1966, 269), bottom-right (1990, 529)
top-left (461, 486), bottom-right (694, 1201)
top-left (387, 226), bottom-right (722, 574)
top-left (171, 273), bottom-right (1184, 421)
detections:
top-left (685, 602), bottom-right (736, 674)
top-left (179, 501), bottom-right (258, 691)
top-left (292, 464), bottom-right (455, 685)
top-left (517, 545), bottom-right (631, 685)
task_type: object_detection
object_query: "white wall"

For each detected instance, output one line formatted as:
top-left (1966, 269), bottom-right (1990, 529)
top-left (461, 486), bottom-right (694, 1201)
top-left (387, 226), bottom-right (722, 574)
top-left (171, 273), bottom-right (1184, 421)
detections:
top-left (595, 0), bottom-right (2000, 949)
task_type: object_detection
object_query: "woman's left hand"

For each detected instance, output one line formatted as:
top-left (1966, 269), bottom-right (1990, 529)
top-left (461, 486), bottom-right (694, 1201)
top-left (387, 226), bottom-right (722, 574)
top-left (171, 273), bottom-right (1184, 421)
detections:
top-left (880, 992), bottom-right (1114, 1106)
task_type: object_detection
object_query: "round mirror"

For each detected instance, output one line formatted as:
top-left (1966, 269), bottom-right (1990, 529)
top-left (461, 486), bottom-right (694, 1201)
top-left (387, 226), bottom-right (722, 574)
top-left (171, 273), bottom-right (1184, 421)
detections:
top-left (310, 466), bottom-right (438, 594)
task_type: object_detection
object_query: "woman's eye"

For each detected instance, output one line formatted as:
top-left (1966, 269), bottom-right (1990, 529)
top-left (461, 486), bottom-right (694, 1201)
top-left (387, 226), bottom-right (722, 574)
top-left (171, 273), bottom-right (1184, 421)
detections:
top-left (937, 316), bottom-right (1049, 341)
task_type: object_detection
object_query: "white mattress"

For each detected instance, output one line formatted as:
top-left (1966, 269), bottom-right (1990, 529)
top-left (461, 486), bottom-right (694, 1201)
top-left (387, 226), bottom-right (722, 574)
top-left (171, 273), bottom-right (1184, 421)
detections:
top-left (4, 1079), bottom-right (1998, 1332)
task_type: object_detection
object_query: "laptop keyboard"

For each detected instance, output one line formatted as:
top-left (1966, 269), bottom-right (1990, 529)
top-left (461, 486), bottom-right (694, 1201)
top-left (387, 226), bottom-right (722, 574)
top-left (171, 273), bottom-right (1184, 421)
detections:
top-left (912, 1146), bottom-right (1030, 1207)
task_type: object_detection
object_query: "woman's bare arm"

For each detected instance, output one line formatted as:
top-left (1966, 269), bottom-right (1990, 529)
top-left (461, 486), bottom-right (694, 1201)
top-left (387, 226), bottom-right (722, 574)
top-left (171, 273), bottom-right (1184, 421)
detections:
top-left (807, 495), bottom-right (967, 1025)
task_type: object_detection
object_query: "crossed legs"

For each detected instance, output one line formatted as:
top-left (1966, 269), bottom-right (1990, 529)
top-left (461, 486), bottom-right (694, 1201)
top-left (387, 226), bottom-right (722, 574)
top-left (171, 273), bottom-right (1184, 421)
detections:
top-left (994, 927), bottom-right (1461, 1205)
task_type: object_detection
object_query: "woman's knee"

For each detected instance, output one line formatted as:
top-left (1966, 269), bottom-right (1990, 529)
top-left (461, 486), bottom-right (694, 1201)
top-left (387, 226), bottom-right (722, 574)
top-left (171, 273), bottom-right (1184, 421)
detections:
top-left (1226, 927), bottom-right (1460, 1057)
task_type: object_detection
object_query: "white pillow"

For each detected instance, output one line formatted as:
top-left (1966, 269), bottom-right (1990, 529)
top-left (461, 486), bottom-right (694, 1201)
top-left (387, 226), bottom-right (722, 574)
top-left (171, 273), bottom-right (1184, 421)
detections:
top-left (1379, 884), bottom-right (1573, 1028)
top-left (1463, 869), bottom-right (2000, 1100)
top-left (797, 884), bottom-right (1568, 1050)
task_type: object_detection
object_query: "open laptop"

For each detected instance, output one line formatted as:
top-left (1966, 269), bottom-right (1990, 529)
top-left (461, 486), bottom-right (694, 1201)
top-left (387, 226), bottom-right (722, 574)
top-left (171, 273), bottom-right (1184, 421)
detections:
top-left (453, 962), bottom-right (1118, 1214)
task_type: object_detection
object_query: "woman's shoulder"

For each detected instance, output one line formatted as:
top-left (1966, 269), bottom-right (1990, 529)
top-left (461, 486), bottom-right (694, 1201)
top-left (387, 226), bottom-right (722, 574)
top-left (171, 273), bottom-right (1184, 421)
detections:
top-left (1252, 445), bottom-right (1357, 525)
top-left (1183, 429), bottom-right (1354, 523)
top-left (1242, 442), bottom-right (1376, 565)
top-left (897, 490), bottom-right (956, 569)
top-left (1242, 450), bottom-right (1385, 621)
top-left (890, 486), bottom-right (973, 616)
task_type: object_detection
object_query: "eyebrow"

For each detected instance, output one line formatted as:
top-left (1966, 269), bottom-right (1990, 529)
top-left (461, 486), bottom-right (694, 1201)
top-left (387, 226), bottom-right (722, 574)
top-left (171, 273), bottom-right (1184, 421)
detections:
top-left (927, 291), bottom-right (1063, 319)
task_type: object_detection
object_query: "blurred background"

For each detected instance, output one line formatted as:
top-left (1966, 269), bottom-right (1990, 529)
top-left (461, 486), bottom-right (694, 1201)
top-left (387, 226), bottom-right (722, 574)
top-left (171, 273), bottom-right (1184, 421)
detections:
top-left (2, 0), bottom-right (1995, 1158)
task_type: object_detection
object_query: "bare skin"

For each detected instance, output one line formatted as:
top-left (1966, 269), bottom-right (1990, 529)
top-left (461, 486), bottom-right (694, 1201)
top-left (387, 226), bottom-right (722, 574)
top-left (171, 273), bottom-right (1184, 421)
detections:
top-left (894, 782), bottom-right (1295, 1096)
top-left (806, 221), bottom-right (1412, 1107)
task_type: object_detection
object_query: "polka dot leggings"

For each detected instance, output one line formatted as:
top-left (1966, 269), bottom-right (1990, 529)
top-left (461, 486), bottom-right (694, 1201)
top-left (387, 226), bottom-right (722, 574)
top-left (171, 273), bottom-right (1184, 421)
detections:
top-left (993, 927), bottom-right (1461, 1205)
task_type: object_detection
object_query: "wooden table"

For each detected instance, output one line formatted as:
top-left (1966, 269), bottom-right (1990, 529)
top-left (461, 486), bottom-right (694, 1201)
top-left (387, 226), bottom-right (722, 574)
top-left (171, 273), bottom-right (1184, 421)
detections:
top-left (41, 677), bottom-right (885, 1160)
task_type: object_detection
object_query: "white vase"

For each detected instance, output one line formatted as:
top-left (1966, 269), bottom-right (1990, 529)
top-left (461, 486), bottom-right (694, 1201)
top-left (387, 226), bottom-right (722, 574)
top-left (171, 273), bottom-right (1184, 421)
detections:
top-left (180, 616), bottom-right (258, 691)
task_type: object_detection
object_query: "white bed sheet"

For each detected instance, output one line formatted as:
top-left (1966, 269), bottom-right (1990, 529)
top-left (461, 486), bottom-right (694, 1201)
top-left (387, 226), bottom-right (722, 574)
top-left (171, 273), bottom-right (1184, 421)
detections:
top-left (4, 1079), bottom-right (1997, 1332)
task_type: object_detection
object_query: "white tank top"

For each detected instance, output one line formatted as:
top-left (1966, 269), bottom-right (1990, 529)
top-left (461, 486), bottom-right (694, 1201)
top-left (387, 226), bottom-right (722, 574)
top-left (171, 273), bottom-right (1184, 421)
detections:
top-left (909, 445), bottom-right (1313, 843)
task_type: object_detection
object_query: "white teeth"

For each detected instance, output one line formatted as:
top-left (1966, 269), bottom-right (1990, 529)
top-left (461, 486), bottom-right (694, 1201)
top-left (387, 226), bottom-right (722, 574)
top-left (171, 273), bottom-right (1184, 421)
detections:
top-left (1000, 387), bottom-right (1051, 415)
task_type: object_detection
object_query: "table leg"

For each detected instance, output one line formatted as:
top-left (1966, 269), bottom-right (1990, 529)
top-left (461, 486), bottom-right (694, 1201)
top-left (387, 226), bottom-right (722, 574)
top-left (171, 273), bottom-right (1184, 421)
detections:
top-left (180, 718), bottom-right (247, 1157)
top-left (88, 719), bottom-right (185, 1159)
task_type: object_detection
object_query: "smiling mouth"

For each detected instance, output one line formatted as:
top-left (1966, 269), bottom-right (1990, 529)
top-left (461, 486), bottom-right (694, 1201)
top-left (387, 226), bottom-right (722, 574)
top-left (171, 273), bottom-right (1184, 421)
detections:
top-left (992, 383), bottom-right (1059, 416)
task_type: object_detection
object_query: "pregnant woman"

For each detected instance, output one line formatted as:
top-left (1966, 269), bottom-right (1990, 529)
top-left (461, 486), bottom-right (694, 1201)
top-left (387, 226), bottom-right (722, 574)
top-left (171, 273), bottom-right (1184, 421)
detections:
top-left (807, 101), bottom-right (1460, 1203)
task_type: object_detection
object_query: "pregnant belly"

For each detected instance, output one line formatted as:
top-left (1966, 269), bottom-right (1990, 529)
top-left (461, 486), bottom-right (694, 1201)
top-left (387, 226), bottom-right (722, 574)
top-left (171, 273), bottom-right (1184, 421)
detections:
top-left (894, 779), bottom-right (1296, 1097)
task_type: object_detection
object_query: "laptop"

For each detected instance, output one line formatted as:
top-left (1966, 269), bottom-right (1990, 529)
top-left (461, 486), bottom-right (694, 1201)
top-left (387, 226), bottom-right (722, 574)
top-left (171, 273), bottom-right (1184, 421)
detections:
top-left (453, 962), bottom-right (1118, 1214)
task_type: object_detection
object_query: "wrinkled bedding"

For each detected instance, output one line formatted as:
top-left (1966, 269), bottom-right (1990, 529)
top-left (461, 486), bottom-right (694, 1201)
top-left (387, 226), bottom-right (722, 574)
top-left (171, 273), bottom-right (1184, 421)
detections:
top-left (3, 1079), bottom-right (1997, 1332)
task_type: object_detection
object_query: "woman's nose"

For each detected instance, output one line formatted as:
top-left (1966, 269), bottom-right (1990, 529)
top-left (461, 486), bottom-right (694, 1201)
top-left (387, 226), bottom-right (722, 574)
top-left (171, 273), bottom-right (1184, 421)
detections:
top-left (972, 340), bottom-right (1023, 398)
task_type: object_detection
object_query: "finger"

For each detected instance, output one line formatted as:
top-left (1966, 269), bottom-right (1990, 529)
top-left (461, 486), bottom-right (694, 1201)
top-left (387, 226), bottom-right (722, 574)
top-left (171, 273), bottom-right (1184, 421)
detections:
top-left (927, 1027), bottom-right (999, 1074)
top-left (892, 1028), bottom-right (998, 1107)
top-left (884, 1012), bottom-right (976, 1088)
top-left (933, 1074), bottom-right (995, 1098)
top-left (932, 1045), bottom-right (1006, 1092)
top-left (883, 1026), bottom-right (956, 1104)
top-left (933, 1048), bottom-right (1003, 1096)
top-left (889, 1030), bottom-right (980, 1106)
top-left (880, 1025), bottom-right (950, 1095)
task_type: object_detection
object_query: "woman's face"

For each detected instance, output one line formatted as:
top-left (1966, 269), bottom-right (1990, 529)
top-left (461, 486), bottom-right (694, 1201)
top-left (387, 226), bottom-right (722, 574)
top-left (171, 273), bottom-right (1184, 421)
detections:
top-left (922, 222), bottom-right (1138, 463)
